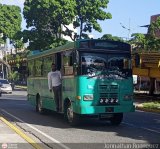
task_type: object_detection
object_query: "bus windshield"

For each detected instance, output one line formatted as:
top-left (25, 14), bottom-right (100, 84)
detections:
top-left (80, 52), bottom-right (132, 79)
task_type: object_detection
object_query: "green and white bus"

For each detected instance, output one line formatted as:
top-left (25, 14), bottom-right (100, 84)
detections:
top-left (27, 39), bottom-right (135, 125)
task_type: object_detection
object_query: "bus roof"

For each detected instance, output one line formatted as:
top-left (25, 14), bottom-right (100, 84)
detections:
top-left (27, 39), bottom-right (131, 60)
top-left (27, 41), bottom-right (75, 59)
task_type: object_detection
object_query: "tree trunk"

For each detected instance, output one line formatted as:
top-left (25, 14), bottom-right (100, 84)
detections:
top-left (149, 78), bottom-right (155, 95)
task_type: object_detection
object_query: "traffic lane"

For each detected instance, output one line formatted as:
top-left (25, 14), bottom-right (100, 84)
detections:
top-left (1, 100), bottom-right (160, 146)
top-left (123, 110), bottom-right (160, 133)
top-left (2, 108), bottom-right (160, 149)
top-left (0, 93), bottom-right (160, 145)
top-left (0, 90), bottom-right (27, 100)
top-left (1, 93), bottom-right (160, 135)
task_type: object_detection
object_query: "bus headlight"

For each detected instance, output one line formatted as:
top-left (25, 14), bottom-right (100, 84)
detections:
top-left (83, 94), bottom-right (93, 101)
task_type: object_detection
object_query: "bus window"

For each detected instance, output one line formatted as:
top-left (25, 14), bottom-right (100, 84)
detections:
top-left (62, 50), bottom-right (73, 75)
top-left (81, 56), bottom-right (106, 75)
top-left (28, 60), bottom-right (34, 77)
top-left (108, 57), bottom-right (131, 70)
top-left (43, 55), bottom-right (55, 76)
top-left (123, 58), bottom-right (131, 69)
top-left (35, 58), bottom-right (43, 77)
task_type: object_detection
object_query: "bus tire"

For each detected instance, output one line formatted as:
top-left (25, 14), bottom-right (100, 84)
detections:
top-left (64, 101), bottom-right (80, 126)
top-left (110, 113), bottom-right (123, 126)
top-left (36, 97), bottom-right (45, 114)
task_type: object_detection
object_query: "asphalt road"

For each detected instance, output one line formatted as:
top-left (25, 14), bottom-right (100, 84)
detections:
top-left (0, 90), bottom-right (160, 149)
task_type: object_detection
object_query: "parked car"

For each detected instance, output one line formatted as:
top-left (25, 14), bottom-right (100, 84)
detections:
top-left (0, 79), bottom-right (12, 94)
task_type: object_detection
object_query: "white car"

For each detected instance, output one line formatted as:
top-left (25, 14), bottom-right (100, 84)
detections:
top-left (0, 79), bottom-right (12, 94)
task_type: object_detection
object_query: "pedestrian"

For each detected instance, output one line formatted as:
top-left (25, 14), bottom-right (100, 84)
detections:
top-left (48, 63), bottom-right (62, 112)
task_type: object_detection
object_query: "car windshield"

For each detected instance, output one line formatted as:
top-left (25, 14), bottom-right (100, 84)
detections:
top-left (0, 79), bottom-right (9, 84)
top-left (80, 52), bottom-right (132, 79)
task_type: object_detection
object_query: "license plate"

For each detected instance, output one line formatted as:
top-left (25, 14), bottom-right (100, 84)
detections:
top-left (100, 114), bottom-right (113, 119)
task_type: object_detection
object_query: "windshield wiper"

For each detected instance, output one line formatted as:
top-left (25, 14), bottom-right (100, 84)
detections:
top-left (108, 69), bottom-right (127, 78)
top-left (87, 73), bottom-right (102, 79)
top-left (87, 69), bottom-right (127, 79)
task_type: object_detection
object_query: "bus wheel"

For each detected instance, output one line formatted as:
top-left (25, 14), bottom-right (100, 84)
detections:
top-left (64, 102), bottom-right (79, 126)
top-left (36, 98), bottom-right (45, 114)
top-left (110, 113), bottom-right (123, 126)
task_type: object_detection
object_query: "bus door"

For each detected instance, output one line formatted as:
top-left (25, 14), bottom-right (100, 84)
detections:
top-left (55, 53), bottom-right (62, 71)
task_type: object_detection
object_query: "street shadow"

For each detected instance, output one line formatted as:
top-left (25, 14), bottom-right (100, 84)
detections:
top-left (0, 98), bottom-right (160, 144)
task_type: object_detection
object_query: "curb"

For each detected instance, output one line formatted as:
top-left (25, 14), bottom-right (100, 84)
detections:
top-left (15, 86), bottom-right (27, 89)
top-left (0, 116), bottom-right (42, 149)
top-left (14, 86), bottom-right (27, 91)
top-left (135, 105), bottom-right (160, 113)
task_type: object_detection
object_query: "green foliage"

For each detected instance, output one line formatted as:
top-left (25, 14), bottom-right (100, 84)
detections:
top-left (0, 4), bottom-right (22, 42)
top-left (130, 33), bottom-right (146, 51)
top-left (8, 71), bottom-right (19, 82)
top-left (130, 17), bottom-right (160, 52)
top-left (101, 34), bottom-right (124, 42)
top-left (22, 29), bottom-right (68, 50)
top-left (11, 31), bottom-right (24, 52)
top-left (6, 52), bottom-right (27, 71)
top-left (23, 0), bottom-right (111, 50)
top-left (146, 17), bottom-right (160, 51)
top-left (72, 0), bottom-right (112, 39)
top-left (143, 102), bottom-right (160, 110)
top-left (23, 0), bottom-right (76, 50)
top-left (148, 17), bottom-right (160, 37)
top-left (0, 36), bottom-right (4, 44)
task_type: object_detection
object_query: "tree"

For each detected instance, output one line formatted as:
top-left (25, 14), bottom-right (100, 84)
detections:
top-left (10, 31), bottom-right (25, 54)
top-left (146, 16), bottom-right (160, 51)
top-left (0, 4), bottom-right (22, 43)
top-left (8, 71), bottom-right (19, 82)
top-left (130, 16), bottom-right (160, 52)
top-left (23, 0), bottom-right (112, 50)
top-left (101, 34), bottom-right (124, 42)
top-left (23, 0), bottom-right (76, 50)
top-left (72, 0), bottom-right (112, 40)
top-left (130, 33), bottom-right (146, 52)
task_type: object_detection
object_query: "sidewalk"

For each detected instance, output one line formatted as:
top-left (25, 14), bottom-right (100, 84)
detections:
top-left (13, 85), bottom-right (27, 91)
top-left (0, 116), bottom-right (36, 149)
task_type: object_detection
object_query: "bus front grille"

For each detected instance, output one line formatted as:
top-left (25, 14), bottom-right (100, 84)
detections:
top-left (98, 84), bottom-right (119, 105)
top-left (99, 84), bottom-right (118, 92)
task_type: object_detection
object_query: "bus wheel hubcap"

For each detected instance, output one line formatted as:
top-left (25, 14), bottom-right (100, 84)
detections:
top-left (67, 107), bottom-right (73, 122)
top-left (38, 100), bottom-right (42, 111)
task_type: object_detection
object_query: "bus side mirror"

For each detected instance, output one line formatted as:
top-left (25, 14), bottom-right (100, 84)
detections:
top-left (135, 53), bottom-right (140, 67)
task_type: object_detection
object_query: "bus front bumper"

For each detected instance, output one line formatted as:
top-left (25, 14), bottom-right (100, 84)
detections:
top-left (75, 105), bottom-right (135, 115)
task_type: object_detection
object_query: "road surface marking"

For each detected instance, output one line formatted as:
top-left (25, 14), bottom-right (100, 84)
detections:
top-left (154, 119), bottom-right (160, 123)
top-left (123, 122), bottom-right (160, 134)
top-left (0, 116), bottom-right (42, 149)
top-left (1, 109), bottom-right (71, 149)
top-left (136, 110), bottom-right (160, 116)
